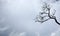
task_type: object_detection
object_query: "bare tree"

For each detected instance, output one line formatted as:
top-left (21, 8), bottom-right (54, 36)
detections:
top-left (35, 2), bottom-right (60, 25)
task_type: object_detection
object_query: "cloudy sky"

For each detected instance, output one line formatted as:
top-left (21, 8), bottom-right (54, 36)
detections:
top-left (0, 0), bottom-right (60, 36)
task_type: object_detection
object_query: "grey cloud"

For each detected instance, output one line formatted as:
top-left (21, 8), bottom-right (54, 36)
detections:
top-left (0, 0), bottom-right (60, 36)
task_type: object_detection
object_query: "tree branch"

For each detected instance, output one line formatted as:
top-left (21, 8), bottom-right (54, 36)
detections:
top-left (47, 8), bottom-right (60, 25)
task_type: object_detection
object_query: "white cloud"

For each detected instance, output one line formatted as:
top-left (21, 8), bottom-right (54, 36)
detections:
top-left (51, 27), bottom-right (60, 36)
top-left (9, 32), bottom-right (26, 36)
top-left (19, 32), bottom-right (26, 36)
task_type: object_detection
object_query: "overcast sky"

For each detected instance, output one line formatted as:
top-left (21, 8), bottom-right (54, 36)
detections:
top-left (0, 0), bottom-right (60, 36)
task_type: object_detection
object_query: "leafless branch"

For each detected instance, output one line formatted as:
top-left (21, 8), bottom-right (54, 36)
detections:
top-left (35, 2), bottom-right (60, 25)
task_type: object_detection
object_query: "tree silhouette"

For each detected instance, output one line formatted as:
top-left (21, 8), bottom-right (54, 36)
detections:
top-left (35, 2), bottom-right (60, 25)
